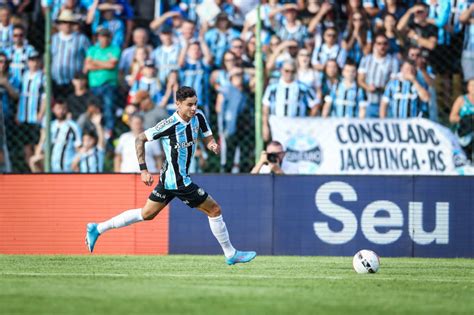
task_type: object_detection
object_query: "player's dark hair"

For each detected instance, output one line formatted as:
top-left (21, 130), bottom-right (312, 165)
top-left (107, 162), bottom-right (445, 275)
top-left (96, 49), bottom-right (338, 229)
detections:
top-left (176, 86), bottom-right (197, 102)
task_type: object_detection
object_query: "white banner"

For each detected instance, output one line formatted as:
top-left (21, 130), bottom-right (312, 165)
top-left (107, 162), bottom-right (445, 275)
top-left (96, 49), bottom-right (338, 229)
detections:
top-left (270, 117), bottom-right (471, 175)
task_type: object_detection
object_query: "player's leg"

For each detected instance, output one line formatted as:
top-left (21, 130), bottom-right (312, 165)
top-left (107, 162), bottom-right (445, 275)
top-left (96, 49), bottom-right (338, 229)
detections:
top-left (195, 193), bottom-right (256, 265)
top-left (86, 184), bottom-right (173, 252)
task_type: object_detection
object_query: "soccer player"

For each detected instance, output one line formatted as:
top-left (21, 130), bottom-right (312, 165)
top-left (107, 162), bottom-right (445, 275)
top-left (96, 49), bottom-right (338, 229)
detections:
top-left (86, 86), bottom-right (256, 265)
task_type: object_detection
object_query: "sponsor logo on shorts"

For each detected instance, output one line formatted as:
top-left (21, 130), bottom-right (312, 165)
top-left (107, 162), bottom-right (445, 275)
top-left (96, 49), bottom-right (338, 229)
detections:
top-left (152, 190), bottom-right (166, 199)
top-left (183, 200), bottom-right (190, 204)
top-left (197, 188), bottom-right (205, 196)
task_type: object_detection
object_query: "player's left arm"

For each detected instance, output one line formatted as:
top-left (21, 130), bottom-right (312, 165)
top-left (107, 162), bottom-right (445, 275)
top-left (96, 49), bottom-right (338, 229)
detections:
top-left (202, 135), bottom-right (220, 155)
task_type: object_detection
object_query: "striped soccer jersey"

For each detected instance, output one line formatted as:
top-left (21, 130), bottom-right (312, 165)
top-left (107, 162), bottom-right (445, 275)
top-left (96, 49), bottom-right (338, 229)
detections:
top-left (358, 53), bottom-right (399, 104)
top-left (79, 147), bottom-right (105, 173)
top-left (4, 43), bottom-right (36, 83)
top-left (51, 32), bottom-right (91, 85)
top-left (50, 119), bottom-right (82, 173)
top-left (129, 76), bottom-right (163, 104)
top-left (144, 110), bottom-right (212, 190)
top-left (152, 43), bottom-right (180, 86)
top-left (17, 70), bottom-right (45, 124)
top-left (328, 81), bottom-right (367, 118)
top-left (263, 79), bottom-right (318, 117)
top-left (382, 77), bottom-right (424, 118)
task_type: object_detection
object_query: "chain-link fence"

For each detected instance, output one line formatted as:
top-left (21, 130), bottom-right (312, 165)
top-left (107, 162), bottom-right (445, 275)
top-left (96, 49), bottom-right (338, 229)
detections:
top-left (1, 1), bottom-right (473, 174)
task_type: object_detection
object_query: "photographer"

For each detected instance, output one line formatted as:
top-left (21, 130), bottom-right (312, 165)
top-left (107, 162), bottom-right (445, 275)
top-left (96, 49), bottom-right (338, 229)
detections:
top-left (251, 141), bottom-right (286, 174)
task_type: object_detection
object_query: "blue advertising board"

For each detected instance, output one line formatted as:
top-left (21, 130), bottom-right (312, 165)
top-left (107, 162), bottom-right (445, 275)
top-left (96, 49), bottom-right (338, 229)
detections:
top-left (169, 175), bottom-right (473, 258)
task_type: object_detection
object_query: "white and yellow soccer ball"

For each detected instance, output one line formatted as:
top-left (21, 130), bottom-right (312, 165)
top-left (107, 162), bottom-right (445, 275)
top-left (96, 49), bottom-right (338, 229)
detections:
top-left (353, 250), bottom-right (380, 274)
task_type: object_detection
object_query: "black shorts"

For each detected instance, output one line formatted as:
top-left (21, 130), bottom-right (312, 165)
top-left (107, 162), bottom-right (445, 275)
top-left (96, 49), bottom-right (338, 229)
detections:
top-left (148, 182), bottom-right (209, 208)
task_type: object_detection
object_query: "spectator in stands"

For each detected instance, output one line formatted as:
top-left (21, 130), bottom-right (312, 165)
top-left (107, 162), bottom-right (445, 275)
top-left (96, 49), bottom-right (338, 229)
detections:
top-left (210, 51), bottom-right (236, 91)
top-left (382, 13), bottom-right (403, 58)
top-left (178, 39), bottom-right (212, 117)
top-left (77, 96), bottom-right (102, 133)
top-left (30, 99), bottom-right (82, 173)
top-left (134, 90), bottom-right (167, 130)
top-left (114, 113), bottom-right (163, 173)
top-left (215, 68), bottom-right (251, 173)
top-left (5, 24), bottom-right (35, 85)
top-left (449, 79), bottom-right (474, 161)
top-left (266, 39), bottom-right (299, 83)
top-left (125, 46), bottom-right (148, 87)
top-left (129, 60), bottom-right (163, 105)
top-left (374, 0), bottom-right (407, 28)
top-left (308, 1), bottom-right (338, 48)
top-left (204, 12), bottom-right (240, 69)
top-left (360, 0), bottom-right (380, 18)
top-left (16, 50), bottom-right (45, 169)
top-left (66, 72), bottom-right (92, 120)
top-left (158, 70), bottom-right (179, 116)
top-left (241, 34), bottom-right (256, 68)
top-left (311, 27), bottom-right (346, 72)
top-left (229, 38), bottom-right (247, 68)
top-left (342, 10), bottom-right (372, 66)
top-left (151, 24), bottom-right (180, 87)
top-left (270, 4), bottom-right (308, 47)
top-left (322, 60), bottom-right (367, 118)
top-left (52, 10), bottom-right (91, 96)
top-left (119, 27), bottom-right (152, 77)
top-left (296, 48), bottom-right (319, 92)
top-left (177, 19), bottom-right (199, 47)
top-left (149, 10), bottom-right (184, 42)
top-left (0, 5), bottom-right (13, 51)
top-left (87, 0), bottom-right (125, 48)
top-left (316, 58), bottom-right (340, 116)
top-left (262, 61), bottom-right (318, 141)
top-left (0, 52), bottom-right (19, 129)
top-left (380, 59), bottom-right (430, 118)
top-left (72, 112), bottom-right (105, 173)
top-left (358, 33), bottom-right (399, 118)
top-left (460, 3), bottom-right (474, 82)
top-left (251, 140), bottom-right (285, 174)
top-left (397, 3), bottom-right (437, 52)
top-left (84, 26), bottom-right (121, 139)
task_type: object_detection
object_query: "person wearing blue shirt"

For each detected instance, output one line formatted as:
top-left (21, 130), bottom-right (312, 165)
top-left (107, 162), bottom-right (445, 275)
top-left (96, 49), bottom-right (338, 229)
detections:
top-left (88, 2), bottom-right (125, 48)
top-left (204, 13), bottom-right (240, 69)
top-left (380, 60), bottom-right (430, 118)
top-left (4, 25), bottom-right (36, 85)
top-left (178, 39), bottom-right (213, 118)
top-left (72, 113), bottom-right (105, 173)
top-left (323, 61), bottom-right (367, 118)
top-left (215, 68), bottom-right (251, 172)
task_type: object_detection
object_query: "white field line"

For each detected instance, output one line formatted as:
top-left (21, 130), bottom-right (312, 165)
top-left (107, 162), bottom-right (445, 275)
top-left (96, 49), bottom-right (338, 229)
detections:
top-left (1, 272), bottom-right (473, 283)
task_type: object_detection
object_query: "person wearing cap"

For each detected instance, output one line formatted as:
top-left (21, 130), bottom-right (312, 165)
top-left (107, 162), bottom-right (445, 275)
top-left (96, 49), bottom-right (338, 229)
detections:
top-left (87, 0), bottom-right (125, 48)
top-left (151, 24), bottom-right (180, 87)
top-left (52, 9), bottom-right (91, 96)
top-left (84, 25), bottom-right (121, 137)
top-left (128, 59), bottom-right (163, 106)
top-left (66, 72), bottom-right (93, 120)
top-left (16, 50), bottom-right (45, 170)
top-left (77, 96), bottom-right (102, 134)
top-left (204, 12), bottom-right (240, 68)
top-left (269, 3), bottom-right (308, 47)
top-left (119, 28), bottom-right (152, 76)
top-left (4, 24), bottom-right (36, 85)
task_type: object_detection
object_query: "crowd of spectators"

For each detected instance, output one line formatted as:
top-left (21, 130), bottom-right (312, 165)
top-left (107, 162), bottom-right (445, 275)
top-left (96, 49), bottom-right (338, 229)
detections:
top-left (0, 0), bottom-right (473, 173)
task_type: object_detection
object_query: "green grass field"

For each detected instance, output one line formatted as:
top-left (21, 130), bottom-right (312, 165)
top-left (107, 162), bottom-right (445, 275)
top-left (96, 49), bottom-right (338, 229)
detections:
top-left (0, 255), bottom-right (473, 315)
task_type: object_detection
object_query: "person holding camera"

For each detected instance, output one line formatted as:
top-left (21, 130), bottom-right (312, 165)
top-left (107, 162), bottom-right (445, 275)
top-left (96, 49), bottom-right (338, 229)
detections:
top-left (251, 141), bottom-right (286, 174)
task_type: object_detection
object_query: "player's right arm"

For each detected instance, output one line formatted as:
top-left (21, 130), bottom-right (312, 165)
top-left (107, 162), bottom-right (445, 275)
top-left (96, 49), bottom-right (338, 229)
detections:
top-left (135, 132), bottom-right (153, 186)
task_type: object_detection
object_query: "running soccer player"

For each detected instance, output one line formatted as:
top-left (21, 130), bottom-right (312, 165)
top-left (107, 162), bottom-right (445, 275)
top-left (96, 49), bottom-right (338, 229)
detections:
top-left (86, 86), bottom-right (256, 265)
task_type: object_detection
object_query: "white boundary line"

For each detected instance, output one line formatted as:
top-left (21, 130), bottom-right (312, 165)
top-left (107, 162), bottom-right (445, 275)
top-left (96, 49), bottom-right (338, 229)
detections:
top-left (1, 272), bottom-right (473, 283)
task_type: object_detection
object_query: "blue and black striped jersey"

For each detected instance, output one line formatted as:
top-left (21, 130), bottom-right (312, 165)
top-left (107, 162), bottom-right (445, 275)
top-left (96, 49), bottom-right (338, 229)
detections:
top-left (144, 110), bottom-right (212, 190)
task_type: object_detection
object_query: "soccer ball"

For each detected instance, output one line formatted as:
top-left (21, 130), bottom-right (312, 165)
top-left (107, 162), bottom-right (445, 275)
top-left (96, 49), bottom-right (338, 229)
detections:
top-left (352, 250), bottom-right (380, 274)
